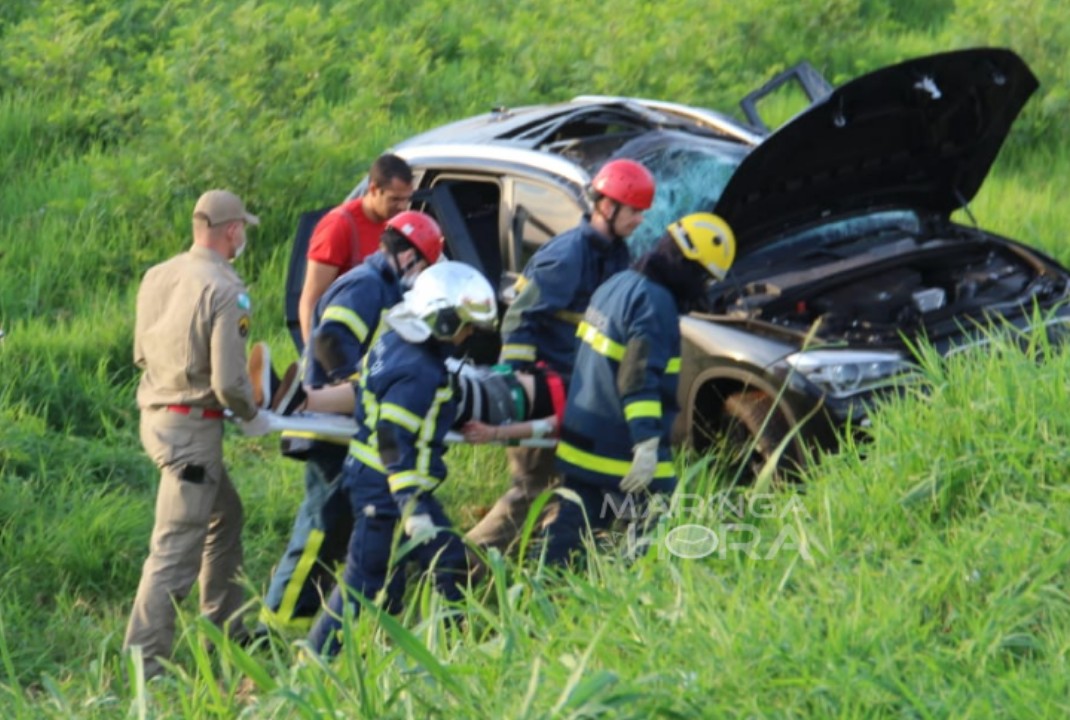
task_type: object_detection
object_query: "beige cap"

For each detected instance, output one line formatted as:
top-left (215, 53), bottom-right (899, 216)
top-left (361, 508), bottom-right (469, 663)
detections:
top-left (193, 189), bottom-right (260, 226)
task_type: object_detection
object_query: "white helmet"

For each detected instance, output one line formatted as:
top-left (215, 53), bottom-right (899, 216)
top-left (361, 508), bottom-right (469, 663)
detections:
top-left (386, 260), bottom-right (498, 342)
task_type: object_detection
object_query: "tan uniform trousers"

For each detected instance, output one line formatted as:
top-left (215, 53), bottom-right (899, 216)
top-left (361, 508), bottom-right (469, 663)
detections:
top-left (123, 408), bottom-right (246, 677)
top-left (465, 445), bottom-right (559, 554)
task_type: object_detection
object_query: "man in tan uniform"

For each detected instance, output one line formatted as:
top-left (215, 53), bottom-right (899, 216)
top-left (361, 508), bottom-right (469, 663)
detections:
top-left (124, 189), bottom-right (273, 678)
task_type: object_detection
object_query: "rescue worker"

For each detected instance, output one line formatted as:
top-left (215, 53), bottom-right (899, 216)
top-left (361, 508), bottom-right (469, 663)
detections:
top-left (543, 212), bottom-right (737, 565)
top-left (297, 154), bottom-right (414, 342)
top-left (259, 211), bottom-right (443, 634)
top-left (465, 158), bottom-right (656, 555)
top-left (124, 189), bottom-right (273, 678)
top-left (307, 261), bottom-right (498, 656)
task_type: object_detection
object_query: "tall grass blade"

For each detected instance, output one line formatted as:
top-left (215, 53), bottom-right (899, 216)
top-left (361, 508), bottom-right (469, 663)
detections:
top-left (352, 593), bottom-right (466, 701)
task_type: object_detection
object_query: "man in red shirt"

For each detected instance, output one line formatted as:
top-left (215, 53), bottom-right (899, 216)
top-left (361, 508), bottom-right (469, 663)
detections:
top-left (297, 153), bottom-right (415, 342)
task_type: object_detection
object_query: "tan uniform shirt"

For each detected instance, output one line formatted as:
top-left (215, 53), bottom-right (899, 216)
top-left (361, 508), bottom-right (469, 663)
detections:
top-left (134, 245), bottom-right (257, 420)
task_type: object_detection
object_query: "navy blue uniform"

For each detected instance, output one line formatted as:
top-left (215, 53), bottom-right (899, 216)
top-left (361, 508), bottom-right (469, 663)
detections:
top-left (467, 218), bottom-right (630, 554)
top-left (307, 330), bottom-right (465, 656)
top-left (499, 218), bottom-right (630, 380)
top-left (262, 251), bottom-right (403, 632)
top-left (546, 269), bottom-right (681, 563)
top-left (306, 251), bottom-right (403, 386)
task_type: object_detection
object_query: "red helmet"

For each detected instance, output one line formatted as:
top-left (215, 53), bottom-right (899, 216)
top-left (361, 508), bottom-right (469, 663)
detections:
top-left (385, 210), bottom-right (444, 264)
top-left (590, 159), bottom-right (655, 210)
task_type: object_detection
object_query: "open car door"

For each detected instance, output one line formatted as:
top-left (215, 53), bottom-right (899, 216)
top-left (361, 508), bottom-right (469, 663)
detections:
top-left (284, 206), bottom-right (331, 354)
top-left (412, 184), bottom-right (503, 365)
top-left (284, 187), bottom-right (500, 362)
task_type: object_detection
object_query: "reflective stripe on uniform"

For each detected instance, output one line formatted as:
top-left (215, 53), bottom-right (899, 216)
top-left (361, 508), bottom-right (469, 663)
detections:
top-left (281, 429), bottom-right (350, 446)
top-left (554, 309), bottom-right (583, 325)
top-left (258, 606), bottom-right (313, 633)
top-left (258, 528), bottom-right (325, 632)
top-left (557, 440), bottom-right (674, 478)
top-left (666, 357), bottom-right (681, 374)
top-left (576, 321), bottom-right (625, 360)
top-left (360, 385), bottom-right (380, 429)
top-left (415, 387), bottom-right (452, 478)
top-left (321, 305), bottom-right (370, 343)
top-left (501, 343), bottom-right (536, 362)
top-left (380, 402), bottom-right (422, 433)
top-left (388, 470), bottom-right (438, 494)
top-left (349, 439), bottom-right (385, 472)
top-left (351, 386), bottom-right (450, 484)
top-left (367, 308), bottom-right (392, 350)
top-left (624, 400), bottom-right (662, 421)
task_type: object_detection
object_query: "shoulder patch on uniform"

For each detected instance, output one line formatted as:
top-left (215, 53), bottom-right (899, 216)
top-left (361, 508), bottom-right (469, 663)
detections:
top-left (237, 292), bottom-right (252, 311)
top-left (238, 314), bottom-right (251, 338)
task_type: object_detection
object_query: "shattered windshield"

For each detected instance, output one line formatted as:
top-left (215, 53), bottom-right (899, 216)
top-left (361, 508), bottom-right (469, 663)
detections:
top-left (615, 131), bottom-right (748, 255)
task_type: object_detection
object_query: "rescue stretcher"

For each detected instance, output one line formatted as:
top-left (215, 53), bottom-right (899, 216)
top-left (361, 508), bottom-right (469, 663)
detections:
top-left (253, 411), bottom-right (558, 448)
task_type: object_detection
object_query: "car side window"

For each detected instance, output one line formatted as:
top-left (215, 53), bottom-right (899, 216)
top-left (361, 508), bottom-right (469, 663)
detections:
top-left (509, 179), bottom-right (584, 273)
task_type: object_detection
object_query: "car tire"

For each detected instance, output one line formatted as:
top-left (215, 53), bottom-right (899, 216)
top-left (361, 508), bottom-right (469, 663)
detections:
top-left (722, 390), bottom-right (793, 482)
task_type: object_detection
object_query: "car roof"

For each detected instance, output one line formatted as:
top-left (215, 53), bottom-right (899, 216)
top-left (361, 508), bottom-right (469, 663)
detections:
top-left (393, 97), bottom-right (764, 153)
top-left (393, 143), bottom-right (591, 189)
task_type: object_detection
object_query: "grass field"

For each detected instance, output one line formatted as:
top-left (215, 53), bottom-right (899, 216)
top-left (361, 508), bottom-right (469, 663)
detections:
top-left (2, 1), bottom-right (1070, 717)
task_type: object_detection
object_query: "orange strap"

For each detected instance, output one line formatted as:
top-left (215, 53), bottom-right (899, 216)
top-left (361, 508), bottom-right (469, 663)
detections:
top-left (537, 362), bottom-right (567, 431)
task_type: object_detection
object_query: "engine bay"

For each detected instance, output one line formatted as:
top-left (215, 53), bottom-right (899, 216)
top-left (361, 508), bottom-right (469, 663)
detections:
top-left (724, 238), bottom-right (1066, 344)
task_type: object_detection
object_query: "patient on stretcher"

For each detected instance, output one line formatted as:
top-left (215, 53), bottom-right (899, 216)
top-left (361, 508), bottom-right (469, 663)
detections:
top-left (449, 359), bottom-right (562, 443)
top-left (251, 345), bottom-right (561, 444)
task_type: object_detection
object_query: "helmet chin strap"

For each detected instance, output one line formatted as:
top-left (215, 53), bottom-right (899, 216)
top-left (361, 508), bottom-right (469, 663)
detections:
top-left (599, 197), bottom-right (624, 243)
top-left (392, 249), bottom-right (420, 288)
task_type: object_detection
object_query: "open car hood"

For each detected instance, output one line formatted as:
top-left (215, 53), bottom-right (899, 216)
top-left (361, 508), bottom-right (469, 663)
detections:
top-left (715, 48), bottom-right (1038, 255)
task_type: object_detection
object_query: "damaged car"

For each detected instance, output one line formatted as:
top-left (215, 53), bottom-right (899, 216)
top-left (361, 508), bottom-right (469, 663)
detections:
top-left (287, 48), bottom-right (1070, 473)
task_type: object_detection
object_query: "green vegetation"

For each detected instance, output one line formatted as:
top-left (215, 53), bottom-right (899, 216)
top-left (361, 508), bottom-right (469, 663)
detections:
top-left (2, 0), bottom-right (1069, 716)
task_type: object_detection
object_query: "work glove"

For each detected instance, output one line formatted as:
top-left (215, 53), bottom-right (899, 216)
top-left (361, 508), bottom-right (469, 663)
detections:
top-left (404, 513), bottom-right (438, 545)
top-left (395, 491), bottom-right (435, 544)
top-left (238, 410), bottom-right (274, 437)
top-left (620, 437), bottom-right (660, 493)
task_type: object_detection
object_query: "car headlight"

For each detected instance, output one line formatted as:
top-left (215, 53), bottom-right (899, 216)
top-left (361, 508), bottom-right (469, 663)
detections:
top-left (784, 349), bottom-right (914, 399)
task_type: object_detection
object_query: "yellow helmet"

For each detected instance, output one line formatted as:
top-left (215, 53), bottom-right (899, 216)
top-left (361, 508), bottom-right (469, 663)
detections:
top-left (667, 212), bottom-right (736, 281)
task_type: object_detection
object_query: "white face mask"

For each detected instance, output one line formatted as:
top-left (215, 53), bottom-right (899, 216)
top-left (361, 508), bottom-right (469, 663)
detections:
top-left (230, 227), bottom-right (247, 262)
top-left (398, 257), bottom-right (423, 290)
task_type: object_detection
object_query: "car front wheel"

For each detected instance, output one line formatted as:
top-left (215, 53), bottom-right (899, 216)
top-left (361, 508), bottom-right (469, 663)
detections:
top-left (721, 390), bottom-right (795, 483)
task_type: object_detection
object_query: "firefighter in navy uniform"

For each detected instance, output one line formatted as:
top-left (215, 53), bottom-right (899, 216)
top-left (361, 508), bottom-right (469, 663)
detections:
top-left (466, 158), bottom-right (656, 555)
top-left (260, 211), bottom-right (443, 634)
top-left (307, 261), bottom-right (498, 656)
top-left (544, 213), bottom-right (737, 565)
